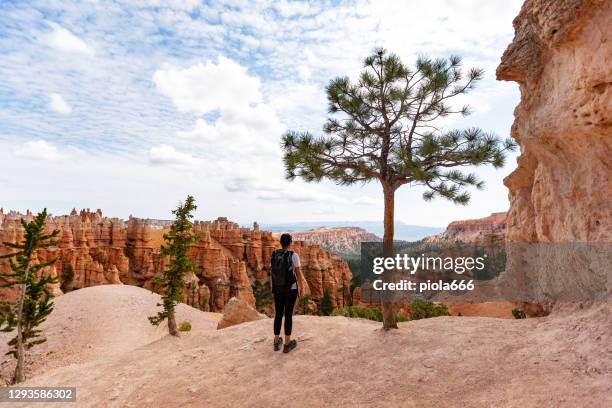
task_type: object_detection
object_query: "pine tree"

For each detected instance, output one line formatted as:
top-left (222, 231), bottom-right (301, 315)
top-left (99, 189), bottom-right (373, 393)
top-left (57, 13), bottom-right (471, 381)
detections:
top-left (282, 48), bottom-right (516, 329)
top-left (0, 209), bottom-right (59, 384)
top-left (149, 196), bottom-right (200, 336)
top-left (320, 289), bottom-right (333, 316)
top-left (299, 294), bottom-right (313, 315)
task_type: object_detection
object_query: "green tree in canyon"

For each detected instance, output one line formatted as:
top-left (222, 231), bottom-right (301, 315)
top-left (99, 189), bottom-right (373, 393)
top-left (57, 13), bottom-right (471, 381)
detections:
top-left (320, 289), bottom-right (334, 316)
top-left (149, 196), bottom-right (201, 336)
top-left (0, 209), bottom-right (59, 384)
top-left (281, 48), bottom-right (516, 329)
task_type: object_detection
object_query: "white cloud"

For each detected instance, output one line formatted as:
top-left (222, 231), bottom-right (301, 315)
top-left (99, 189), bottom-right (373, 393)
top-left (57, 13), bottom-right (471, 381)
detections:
top-left (274, 1), bottom-right (319, 18)
top-left (352, 196), bottom-right (380, 206)
top-left (153, 56), bottom-right (262, 114)
top-left (267, 81), bottom-right (326, 130)
top-left (14, 140), bottom-right (63, 161)
top-left (256, 188), bottom-right (334, 203)
top-left (48, 93), bottom-right (72, 114)
top-left (163, 58), bottom-right (287, 158)
top-left (149, 144), bottom-right (196, 166)
top-left (0, 0), bottom-right (522, 225)
top-left (224, 175), bottom-right (322, 202)
top-left (44, 22), bottom-right (93, 55)
top-left (177, 118), bottom-right (219, 142)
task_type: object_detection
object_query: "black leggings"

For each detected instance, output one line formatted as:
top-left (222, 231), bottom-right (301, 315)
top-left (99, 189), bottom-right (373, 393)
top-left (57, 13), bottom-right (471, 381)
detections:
top-left (273, 289), bottom-right (298, 336)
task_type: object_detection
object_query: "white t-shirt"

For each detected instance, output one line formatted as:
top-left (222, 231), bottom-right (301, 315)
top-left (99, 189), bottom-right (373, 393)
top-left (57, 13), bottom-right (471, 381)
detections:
top-left (290, 252), bottom-right (301, 290)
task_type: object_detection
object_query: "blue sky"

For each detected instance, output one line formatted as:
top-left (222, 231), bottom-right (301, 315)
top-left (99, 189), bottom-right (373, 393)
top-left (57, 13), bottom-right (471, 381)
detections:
top-left (0, 0), bottom-right (523, 227)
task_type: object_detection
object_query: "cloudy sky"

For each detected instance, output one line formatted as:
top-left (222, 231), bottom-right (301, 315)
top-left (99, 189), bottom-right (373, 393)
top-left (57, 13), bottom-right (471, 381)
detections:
top-left (0, 0), bottom-right (523, 227)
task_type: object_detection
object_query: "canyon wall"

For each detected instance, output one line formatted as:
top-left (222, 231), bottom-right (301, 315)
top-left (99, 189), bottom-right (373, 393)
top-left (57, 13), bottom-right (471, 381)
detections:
top-left (425, 212), bottom-right (506, 244)
top-left (497, 0), bottom-right (611, 243)
top-left (0, 210), bottom-right (352, 312)
top-left (0, 209), bottom-right (126, 298)
top-left (495, 0), bottom-right (611, 309)
top-left (285, 227), bottom-right (381, 256)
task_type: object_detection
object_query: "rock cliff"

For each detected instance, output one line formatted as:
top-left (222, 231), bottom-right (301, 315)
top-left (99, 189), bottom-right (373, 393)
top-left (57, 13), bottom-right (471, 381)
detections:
top-left (425, 212), bottom-right (506, 244)
top-left (497, 0), bottom-right (611, 243)
top-left (0, 208), bottom-right (126, 299)
top-left (495, 0), bottom-right (611, 311)
top-left (284, 227), bottom-right (381, 256)
top-left (0, 210), bottom-right (352, 311)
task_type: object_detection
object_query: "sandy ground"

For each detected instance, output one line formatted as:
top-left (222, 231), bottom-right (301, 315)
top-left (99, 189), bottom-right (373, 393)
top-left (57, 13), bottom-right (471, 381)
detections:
top-left (0, 285), bottom-right (220, 383)
top-left (1, 286), bottom-right (610, 407)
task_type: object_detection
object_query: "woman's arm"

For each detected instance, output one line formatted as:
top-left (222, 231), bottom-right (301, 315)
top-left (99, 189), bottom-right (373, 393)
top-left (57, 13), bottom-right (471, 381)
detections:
top-left (295, 266), bottom-right (308, 296)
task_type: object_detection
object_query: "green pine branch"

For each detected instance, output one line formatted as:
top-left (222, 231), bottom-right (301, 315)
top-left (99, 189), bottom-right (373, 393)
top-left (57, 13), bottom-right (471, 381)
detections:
top-left (0, 209), bottom-right (59, 382)
top-left (148, 196), bottom-right (202, 335)
top-left (281, 48), bottom-right (517, 204)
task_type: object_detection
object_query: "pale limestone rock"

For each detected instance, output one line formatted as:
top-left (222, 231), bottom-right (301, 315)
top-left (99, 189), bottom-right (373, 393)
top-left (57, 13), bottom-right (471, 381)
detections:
top-left (217, 297), bottom-right (264, 329)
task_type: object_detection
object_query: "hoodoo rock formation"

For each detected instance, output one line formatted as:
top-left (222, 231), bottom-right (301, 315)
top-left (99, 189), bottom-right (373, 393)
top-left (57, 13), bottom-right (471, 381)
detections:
top-left (0, 210), bottom-right (351, 311)
top-left (0, 208), bottom-right (126, 299)
top-left (497, 0), bottom-right (611, 243)
top-left (285, 227), bottom-right (382, 256)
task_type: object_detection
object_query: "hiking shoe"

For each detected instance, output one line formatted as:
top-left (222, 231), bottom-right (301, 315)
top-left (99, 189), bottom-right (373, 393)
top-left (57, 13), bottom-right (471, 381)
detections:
top-left (274, 337), bottom-right (283, 351)
top-left (283, 339), bottom-right (297, 353)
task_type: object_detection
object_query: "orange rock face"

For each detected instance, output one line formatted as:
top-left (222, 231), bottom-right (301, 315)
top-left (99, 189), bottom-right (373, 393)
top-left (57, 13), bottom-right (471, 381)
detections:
top-left (490, 0), bottom-right (610, 313)
top-left (0, 211), bottom-right (351, 312)
top-left (288, 241), bottom-right (353, 307)
top-left (0, 209), bottom-right (127, 302)
top-left (497, 0), bottom-right (611, 243)
top-left (285, 227), bottom-right (381, 256)
top-left (425, 212), bottom-right (506, 244)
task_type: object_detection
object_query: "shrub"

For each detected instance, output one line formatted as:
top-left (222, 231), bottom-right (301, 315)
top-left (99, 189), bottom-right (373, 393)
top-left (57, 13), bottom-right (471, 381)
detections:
top-left (512, 308), bottom-right (526, 319)
top-left (332, 305), bottom-right (382, 321)
top-left (178, 321), bottom-right (192, 332)
top-left (331, 306), bottom-right (409, 323)
top-left (299, 294), bottom-right (313, 315)
top-left (395, 313), bottom-right (410, 322)
top-left (320, 289), bottom-right (333, 316)
top-left (251, 281), bottom-right (273, 313)
top-left (410, 300), bottom-right (450, 320)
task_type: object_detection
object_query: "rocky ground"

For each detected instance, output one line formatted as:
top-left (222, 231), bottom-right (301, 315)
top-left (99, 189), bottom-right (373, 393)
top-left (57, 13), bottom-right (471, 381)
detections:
top-left (0, 285), bottom-right (221, 384)
top-left (1, 285), bottom-right (609, 407)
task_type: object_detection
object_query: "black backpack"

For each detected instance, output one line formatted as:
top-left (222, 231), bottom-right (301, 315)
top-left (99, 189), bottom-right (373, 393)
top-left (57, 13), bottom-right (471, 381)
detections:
top-left (270, 249), bottom-right (296, 293)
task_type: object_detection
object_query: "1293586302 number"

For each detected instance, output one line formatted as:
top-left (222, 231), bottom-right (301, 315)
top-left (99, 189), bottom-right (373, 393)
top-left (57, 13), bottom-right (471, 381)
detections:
top-left (0, 387), bottom-right (76, 402)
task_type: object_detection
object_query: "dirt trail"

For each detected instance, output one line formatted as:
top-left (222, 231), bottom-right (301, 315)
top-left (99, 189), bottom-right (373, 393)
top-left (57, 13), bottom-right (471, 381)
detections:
top-left (1, 286), bottom-right (610, 407)
top-left (0, 285), bottom-right (220, 383)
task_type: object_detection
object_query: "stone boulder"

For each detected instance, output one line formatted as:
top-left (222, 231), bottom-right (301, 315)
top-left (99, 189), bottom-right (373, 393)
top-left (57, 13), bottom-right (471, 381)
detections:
top-left (217, 297), bottom-right (265, 330)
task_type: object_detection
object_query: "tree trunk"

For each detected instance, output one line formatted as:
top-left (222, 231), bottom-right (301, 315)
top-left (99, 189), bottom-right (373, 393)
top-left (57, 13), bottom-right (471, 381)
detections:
top-left (381, 185), bottom-right (398, 330)
top-left (168, 308), bottom-right (178, 336)
top-left (12, 263), bottom-right (31, 384)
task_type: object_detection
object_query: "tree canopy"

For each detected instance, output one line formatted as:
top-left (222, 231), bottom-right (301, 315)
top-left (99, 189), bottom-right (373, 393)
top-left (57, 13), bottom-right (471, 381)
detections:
top-left (282, 48), bottom-right (516, 203)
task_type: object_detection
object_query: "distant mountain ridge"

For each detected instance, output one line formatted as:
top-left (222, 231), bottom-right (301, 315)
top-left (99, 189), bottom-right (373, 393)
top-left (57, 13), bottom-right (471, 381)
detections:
top-left (277, 227), bottom-right (382, 256)
top-left (260, 221), bottom-right (444, 242)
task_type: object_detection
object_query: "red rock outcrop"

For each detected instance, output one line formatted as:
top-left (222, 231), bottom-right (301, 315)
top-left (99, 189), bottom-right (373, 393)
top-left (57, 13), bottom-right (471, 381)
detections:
top-left (285, 227), bottom-right (382, 256)
top-left (289, 241), bottom-right (353, 307)
top-left (494, 0), bottom-right (611, 314)
top-left (186, 218), bottom-right (352, 310)
top-left (1, 211), bottom-right (352, 312)
top-left (0, 209), bottom-right (127, 302)
top-left (497, 0), bottom-right (611, 243)
top-left (425, 212), bottom-right (507, 244)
